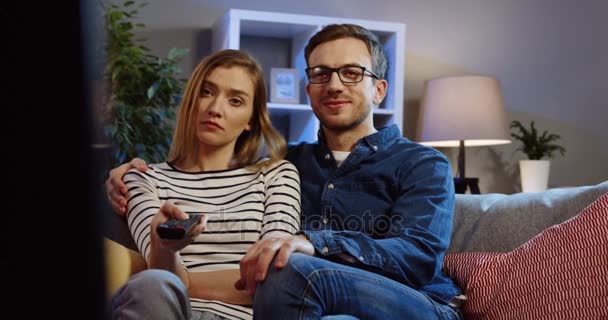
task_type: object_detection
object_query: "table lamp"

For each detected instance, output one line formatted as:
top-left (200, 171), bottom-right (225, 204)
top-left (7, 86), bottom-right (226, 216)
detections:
top-left (416, 75), bottom-right (511, 194)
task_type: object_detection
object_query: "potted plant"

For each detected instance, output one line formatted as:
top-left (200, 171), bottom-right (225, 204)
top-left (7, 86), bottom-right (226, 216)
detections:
top-left (510, 120), bottom-right (566, 192)
top-left (102, 0), bottom-right (188, 168)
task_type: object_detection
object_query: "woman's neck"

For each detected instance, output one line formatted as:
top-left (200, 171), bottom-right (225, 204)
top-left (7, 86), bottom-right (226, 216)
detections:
top-left (176, 143), bottom-right (237, 172)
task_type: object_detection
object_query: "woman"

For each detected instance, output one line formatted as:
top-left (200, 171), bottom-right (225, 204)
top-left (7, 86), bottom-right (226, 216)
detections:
top-left (110, 49), bottom-right (301, 320)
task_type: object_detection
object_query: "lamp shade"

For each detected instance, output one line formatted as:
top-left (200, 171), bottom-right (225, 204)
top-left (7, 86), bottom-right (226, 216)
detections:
top-left (417, 75), bottom-right (511, 147)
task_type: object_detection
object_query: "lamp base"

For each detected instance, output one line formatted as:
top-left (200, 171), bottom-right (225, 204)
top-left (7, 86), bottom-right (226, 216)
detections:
top-left (454, 177), bottom-right (480, 194)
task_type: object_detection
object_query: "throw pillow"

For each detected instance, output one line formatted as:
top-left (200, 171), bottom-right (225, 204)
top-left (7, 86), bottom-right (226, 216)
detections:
top-left (443, 192), bottom-right (608, 319)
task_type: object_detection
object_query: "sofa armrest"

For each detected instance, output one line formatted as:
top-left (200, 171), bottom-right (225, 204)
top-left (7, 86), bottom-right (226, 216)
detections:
top-left (104, 237), bottom-right (147, 299)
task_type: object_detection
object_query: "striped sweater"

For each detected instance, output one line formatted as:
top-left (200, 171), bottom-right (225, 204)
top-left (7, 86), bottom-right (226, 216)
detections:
top-left (124, 159), bottom-right (301, 320)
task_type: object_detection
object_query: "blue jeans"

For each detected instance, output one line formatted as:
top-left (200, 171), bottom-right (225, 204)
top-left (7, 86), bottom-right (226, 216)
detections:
top-left (110, 269), bottom-right (228, 320)
top-left (253, 253), bottom-right (462, 320)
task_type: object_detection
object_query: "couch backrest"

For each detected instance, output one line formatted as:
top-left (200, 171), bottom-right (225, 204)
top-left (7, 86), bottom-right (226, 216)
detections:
top-left (448, 181), bottom-right (608, 253)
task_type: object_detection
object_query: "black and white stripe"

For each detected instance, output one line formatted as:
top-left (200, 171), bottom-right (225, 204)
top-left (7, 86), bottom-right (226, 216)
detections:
top-left (124, 159), bottom-right (300, 319)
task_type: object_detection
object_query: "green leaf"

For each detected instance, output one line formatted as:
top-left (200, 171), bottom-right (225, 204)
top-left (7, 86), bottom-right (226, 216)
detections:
top-left (168, 47), bottom-right (189, 60)
top-left (109, 11), bottom-right (123, 22)
top-left (147, 82), bottom-right (160, 99)
top-left (142, 114), bottom-right (153, 124)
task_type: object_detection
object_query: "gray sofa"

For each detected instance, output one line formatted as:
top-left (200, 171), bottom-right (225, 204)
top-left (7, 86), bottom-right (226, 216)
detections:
top-left (103, 181), bottom-right (608, 317)
top-left (448, 181), bottom-right (607, 254)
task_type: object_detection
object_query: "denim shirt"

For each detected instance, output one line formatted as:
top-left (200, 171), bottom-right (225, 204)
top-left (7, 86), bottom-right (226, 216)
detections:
top-left (286, 124), bottom-right (462, 304)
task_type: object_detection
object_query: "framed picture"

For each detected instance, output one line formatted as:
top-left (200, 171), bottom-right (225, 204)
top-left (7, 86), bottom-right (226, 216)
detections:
top-left (270, 68), bottom-right (299, 104)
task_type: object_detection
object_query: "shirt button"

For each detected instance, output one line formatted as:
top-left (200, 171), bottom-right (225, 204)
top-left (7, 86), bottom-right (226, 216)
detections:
top-left (322, 247), bottom-right (329, 254)
top-left (324, 153), bottom-right (331, 160)
top-left (359, 256), bottom-right (365, 262)
top-left (322, 217), bottom-right (329, 224)
top-left (372, 145), bottom-right (378, 151)
top-left (328, 183), bottom-right (334, 190)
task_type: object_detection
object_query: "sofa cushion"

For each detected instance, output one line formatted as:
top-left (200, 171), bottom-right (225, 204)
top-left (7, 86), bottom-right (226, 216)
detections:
top-left (449, 181), bottom-right (608, 253)
top-left (443, 191), bottom-right (608, 320)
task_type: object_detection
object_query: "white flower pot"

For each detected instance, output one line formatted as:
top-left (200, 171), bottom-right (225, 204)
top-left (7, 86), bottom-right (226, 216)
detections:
top-left (519, 160), bottom-right (551, 192)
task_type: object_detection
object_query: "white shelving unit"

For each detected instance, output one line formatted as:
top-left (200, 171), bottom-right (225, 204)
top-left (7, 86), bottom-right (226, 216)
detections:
top-left (212, 9), bottom-right (406, 144)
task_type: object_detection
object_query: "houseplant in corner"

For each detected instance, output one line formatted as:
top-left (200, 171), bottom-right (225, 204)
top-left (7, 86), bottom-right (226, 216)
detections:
top-left (510, 120), bottom-right (566, 192)
top-left (102, 0), bottom-right (188, 168)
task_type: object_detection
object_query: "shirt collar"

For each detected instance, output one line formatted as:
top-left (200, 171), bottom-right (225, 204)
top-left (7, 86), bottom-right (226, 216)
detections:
top-left (317, 124), bottom-right (401, 152)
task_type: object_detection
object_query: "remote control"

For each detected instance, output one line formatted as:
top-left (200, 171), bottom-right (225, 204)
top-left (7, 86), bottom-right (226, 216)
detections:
top-left (157, 214), bottom-right (203, 240)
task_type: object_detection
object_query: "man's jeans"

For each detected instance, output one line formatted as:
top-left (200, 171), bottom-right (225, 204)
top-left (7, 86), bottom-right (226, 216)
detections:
top-left (254, 253), bottom-right (463, 320)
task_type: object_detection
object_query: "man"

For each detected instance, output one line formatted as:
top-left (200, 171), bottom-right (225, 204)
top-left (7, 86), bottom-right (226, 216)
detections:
top-left (107, 24), bottom-right (463, 319)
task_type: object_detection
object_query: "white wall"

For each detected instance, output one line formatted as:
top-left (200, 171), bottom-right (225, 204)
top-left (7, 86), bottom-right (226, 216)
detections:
top-left (130, 0), bottom-right (608, 193)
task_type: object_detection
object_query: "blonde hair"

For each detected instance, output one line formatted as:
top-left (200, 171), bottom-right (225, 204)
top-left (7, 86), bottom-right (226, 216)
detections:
top-left (167, 49), bottom-right (286, 167)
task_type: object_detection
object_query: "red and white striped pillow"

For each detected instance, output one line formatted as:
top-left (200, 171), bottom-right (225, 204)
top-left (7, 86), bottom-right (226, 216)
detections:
top-left (443, 192), bottom-right (608, 319)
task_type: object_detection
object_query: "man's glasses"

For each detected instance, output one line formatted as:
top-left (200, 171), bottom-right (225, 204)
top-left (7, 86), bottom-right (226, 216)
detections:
top-left (305, 66), bottom-right (380, 84)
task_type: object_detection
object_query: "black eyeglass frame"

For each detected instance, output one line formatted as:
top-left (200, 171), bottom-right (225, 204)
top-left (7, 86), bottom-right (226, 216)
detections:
top-left (305, 66), bottom-right (380, 84)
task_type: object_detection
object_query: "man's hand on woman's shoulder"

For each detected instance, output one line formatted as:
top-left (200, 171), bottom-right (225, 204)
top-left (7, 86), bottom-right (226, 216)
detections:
top-left (105, 157), bottom-right (149, 216)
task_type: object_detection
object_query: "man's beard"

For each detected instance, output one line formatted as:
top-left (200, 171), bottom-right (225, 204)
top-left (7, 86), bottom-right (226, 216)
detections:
top-left (317, 105), bottom-right (371, 133)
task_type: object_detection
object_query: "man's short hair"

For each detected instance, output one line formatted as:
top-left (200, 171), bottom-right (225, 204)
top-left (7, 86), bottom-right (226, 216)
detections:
top-left (304, 24), bottom-right (387, 80)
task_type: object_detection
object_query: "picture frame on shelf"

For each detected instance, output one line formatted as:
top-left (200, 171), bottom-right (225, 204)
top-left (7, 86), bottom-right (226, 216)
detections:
top-left (270, 68), bottom-right (299, 104)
